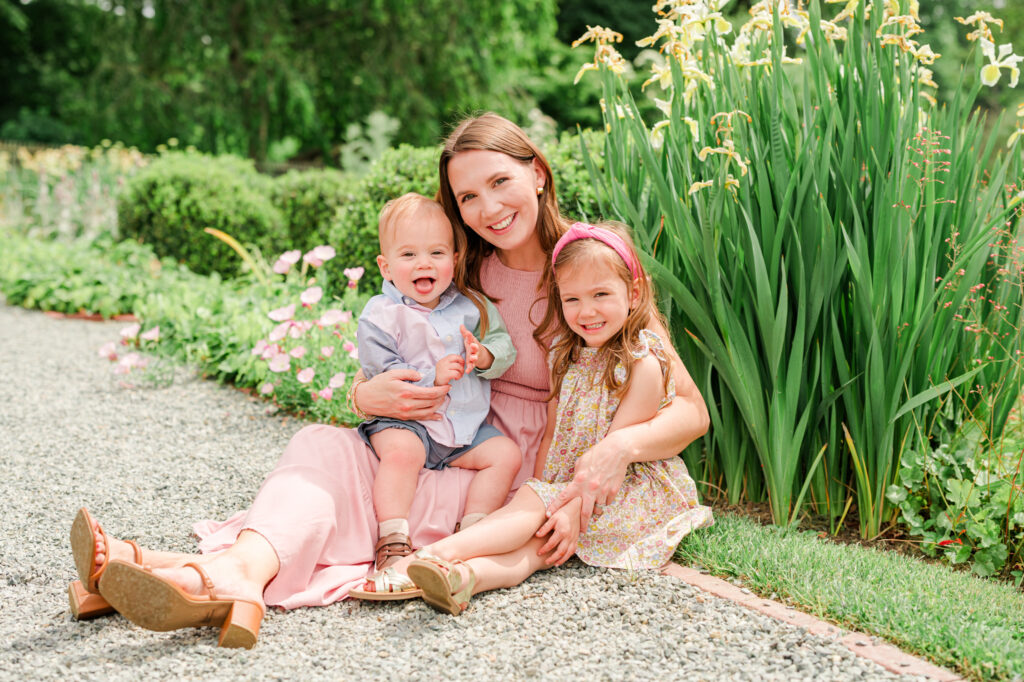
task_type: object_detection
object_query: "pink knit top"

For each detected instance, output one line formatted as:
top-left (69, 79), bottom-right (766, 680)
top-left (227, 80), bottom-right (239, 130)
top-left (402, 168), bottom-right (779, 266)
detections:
top-left (480, 253), bottom-right (550, 403)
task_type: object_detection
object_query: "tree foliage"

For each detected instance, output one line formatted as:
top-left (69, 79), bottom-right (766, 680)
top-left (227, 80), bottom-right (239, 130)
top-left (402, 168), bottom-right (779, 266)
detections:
top-left (0, 0), bottom-right (558, 159)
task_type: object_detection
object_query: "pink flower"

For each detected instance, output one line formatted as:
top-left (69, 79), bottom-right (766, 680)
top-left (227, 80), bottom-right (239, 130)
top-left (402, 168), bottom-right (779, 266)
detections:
top-left (300, 286), bottom-right (323, 307)
top-left (268, 355), bottom-right (291, 373)
top-left (98, 341), bottom-right (118, 361)
top-left (286, 319), bottom-right (309, 337)
top-left (252, 339), bottom-right (269, 356)
top-left (296, 367), bottom-right (315, 384)
top-left (321, 345), bottom-right (335, 358)
top-left (119, 323), bottom-right (141, 340)
top-left (317, 387), bottom-right (334, 400)
top-left (268, 322), bottom-right (291, 342)
top-left (268, 303), bottom-right (296, 322)
top-left (259, 382), bottom-right (275, 395)
top-left (320, 309), bottom-right (350, 326)
top-left (303, 245), bottom-right (336, 268)
top-left (328, 372), bottom-right (347, 389)
top-left (261, 343), bottom-right (281, 360)
top-left (290, 345), bottom-right (307, 359)
top-left (115, 352), bottom-right (147, 374)
top-left (342, 340), bottom-right (358, 359)
top-left (140, 326), bottom-right (160, 342)
top-left (344, 266), bottom-right (365, 288)
top-left (273, 250), bottom-right (301, 274)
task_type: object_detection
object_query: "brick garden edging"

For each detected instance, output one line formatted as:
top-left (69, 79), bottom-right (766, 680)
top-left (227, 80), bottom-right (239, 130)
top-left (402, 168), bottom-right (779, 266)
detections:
top-left (662, 564), bottom-right (963, 681)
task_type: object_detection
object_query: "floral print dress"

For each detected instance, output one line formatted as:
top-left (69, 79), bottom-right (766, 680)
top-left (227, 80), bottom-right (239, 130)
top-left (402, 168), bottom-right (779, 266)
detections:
top-left (525, 330), bottom-right (714, 569)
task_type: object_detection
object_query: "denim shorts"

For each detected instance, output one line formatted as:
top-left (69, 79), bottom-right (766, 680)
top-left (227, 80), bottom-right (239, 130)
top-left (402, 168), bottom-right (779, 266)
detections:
top-left (357, 418), bottom-right (504, 470)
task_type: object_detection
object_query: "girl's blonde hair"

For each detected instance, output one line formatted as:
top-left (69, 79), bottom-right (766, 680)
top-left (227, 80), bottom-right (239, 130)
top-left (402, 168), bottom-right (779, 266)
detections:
top-left (378, 192), bottom-right (489, 335)
top-left (537, 221), bottom-right (669, 400)
top-left (437, 112), bottom-right (569, 303)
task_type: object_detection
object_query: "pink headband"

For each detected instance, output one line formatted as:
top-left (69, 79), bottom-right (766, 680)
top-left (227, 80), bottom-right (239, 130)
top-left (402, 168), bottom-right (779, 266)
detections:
top-left (551, 222), bottom-right (639, 279)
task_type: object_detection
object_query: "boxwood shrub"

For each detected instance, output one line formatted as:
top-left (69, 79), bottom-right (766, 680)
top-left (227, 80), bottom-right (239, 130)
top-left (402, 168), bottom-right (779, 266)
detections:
top-left (271, 168), bottom-right (357, 251)
top-left (544, 129), bottom-right (605, 224)
top-left (117, 151), bottom-right (285, 276)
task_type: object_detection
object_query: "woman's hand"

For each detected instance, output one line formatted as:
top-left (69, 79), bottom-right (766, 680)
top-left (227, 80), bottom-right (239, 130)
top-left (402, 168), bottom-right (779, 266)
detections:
top-left (536, 496), bottom-right (582, 566)
top-left (545, 429), bottom-right (629, 530)
top-left (356, 369), bottom-right (450, 421)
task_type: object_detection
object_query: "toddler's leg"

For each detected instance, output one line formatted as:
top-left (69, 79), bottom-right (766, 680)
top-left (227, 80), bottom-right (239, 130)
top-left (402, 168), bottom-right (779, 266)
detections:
top-left (370, 428), bottom-right (427, 524)
top-left (448, 436), bottom-right (521, 519)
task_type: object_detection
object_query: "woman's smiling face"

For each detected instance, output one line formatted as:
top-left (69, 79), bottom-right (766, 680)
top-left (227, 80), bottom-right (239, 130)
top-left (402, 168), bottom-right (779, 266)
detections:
top-left (446, 149), bottom-right (545, 261)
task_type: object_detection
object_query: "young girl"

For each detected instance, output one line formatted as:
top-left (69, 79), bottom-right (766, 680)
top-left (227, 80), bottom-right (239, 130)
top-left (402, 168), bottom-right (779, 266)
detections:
top-left (356, 220), bottom-right (713, 613)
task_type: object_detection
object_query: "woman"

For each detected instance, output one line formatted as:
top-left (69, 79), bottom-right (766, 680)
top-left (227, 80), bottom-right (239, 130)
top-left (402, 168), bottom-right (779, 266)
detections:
top-left (74, 113), bottom-right (710, 647)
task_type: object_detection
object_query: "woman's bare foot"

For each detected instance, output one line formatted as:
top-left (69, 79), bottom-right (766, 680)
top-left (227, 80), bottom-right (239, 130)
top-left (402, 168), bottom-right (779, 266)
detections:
top-left (138, 530), bottom-right (278, 610)
top-left (148, 551), bottom-right (267, 611)
top-left (88, 516), bottom-right (206, 575)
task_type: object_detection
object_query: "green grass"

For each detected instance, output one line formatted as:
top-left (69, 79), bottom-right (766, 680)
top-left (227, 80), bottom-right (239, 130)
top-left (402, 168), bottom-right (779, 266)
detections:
top-left (676, 513), bottom-right (1024, 681)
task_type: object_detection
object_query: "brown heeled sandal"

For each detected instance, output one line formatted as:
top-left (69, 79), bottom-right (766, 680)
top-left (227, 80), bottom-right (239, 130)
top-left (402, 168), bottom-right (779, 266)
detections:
top-left (69, 507), bottom-right (143, 620)
top-left (374, 532), bottom-right (413, 570)
top-left (99, 560), bottom-right (265, 649)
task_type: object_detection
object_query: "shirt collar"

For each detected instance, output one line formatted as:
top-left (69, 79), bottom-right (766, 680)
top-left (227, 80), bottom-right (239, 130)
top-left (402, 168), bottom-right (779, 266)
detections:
top-left (381, 280), bottom-right (459, 311)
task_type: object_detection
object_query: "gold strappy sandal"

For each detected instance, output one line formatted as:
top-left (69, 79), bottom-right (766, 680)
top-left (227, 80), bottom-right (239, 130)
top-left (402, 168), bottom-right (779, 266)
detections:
top-left (348, 567), bottom-right (423, 601)
top-left (406, 551), bottom-right (476, 616)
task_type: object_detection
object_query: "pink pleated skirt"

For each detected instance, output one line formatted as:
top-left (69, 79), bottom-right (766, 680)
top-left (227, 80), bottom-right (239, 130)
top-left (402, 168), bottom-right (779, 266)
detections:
top-left (193, 391), bottom-right (546, 609)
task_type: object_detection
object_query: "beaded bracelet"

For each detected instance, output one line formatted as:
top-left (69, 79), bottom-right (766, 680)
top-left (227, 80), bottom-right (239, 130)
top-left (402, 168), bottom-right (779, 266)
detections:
top-left (346, 376), bottom-right (369, 420)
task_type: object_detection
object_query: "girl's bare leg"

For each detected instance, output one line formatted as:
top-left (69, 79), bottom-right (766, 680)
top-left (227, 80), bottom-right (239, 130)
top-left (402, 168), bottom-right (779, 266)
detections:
top-left (428, 486), bottom-right (547, 561)
top-left (463, 536), bottom-right (553, 594)
top-left (385, 487), bottom-right (548, 580)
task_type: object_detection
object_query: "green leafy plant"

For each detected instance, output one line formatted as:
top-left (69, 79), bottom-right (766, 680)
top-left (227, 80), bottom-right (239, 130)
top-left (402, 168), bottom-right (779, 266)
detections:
top-left (1, 142), bottom-right (148, 242)
top-left (575, 1), bottom-right (1024, 537)
top-left (886, 419), bottom-right (1024, 579)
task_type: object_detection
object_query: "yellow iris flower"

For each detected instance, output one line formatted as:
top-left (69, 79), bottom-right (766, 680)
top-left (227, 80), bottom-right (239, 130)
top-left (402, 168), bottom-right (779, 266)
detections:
top-left (979, 38), bottom-right (1022, 88)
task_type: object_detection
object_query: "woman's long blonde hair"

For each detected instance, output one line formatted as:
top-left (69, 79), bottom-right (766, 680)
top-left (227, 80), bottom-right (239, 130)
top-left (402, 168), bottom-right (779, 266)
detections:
top-left (537, 221), bottom-right (669, 400)
top-left (437, 112), bottom-right (569, 302)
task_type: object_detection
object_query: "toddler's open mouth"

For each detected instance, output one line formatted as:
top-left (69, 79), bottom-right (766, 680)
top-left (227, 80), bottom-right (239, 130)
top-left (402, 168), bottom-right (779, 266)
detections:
top-left (413, 277), bottom-right (436, 294)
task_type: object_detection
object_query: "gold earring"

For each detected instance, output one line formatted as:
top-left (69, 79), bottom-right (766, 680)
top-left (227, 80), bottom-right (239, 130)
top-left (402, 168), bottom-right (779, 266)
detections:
top-left (536, 186), bottom-right (544, 195)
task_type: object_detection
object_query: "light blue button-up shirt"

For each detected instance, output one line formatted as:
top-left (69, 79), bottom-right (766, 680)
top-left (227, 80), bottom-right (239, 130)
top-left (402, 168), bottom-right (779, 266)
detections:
top-left (356, 281), bottom-right (515, 446)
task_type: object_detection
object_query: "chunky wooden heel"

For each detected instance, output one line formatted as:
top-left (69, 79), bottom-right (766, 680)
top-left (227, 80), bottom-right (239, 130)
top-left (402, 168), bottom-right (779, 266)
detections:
top-left (100, 560), bottom-right (266, 649)
top-left (68, 579), bottom-right (115, 619)
top-left (218, 600), bottom-right (263, 649)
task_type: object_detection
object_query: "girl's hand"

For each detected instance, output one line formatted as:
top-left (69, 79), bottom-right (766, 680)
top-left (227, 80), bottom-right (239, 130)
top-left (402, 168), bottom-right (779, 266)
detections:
top-left (460, 324), bottom-right (493, 372)
top-left (536, 496), bottom-right (582, 566)
top-left (357, 369), bottom-right (450, 421)
top-left (545, 429), bottom-right (629, 530)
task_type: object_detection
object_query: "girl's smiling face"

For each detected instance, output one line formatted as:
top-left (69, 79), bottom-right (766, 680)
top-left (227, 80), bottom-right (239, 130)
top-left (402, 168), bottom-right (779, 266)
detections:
top-left (446, 149), bottom-right (546, 265)
top-left (556, 258), bottom-right (639, 348)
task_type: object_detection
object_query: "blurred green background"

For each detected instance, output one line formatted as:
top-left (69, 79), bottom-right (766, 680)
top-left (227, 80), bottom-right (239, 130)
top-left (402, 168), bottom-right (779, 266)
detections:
top-left (2, 0), bottom-right (1020, 163)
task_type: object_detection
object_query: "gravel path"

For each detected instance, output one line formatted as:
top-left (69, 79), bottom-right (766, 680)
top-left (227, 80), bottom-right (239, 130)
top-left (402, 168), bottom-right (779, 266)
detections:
top-left (0, 303), bottom-right (929, 681)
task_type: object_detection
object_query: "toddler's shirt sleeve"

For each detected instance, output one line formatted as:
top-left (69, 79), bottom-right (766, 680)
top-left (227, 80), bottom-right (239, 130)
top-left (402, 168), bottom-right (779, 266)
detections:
top-left (474, 297), bottom-right (516, 380)
top-left (356, 314), bottom-right (436, 387)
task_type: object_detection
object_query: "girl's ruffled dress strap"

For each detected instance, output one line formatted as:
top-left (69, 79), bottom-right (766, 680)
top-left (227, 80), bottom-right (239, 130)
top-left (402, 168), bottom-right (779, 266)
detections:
top-left (630, 328), bottom-right (675, 406)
